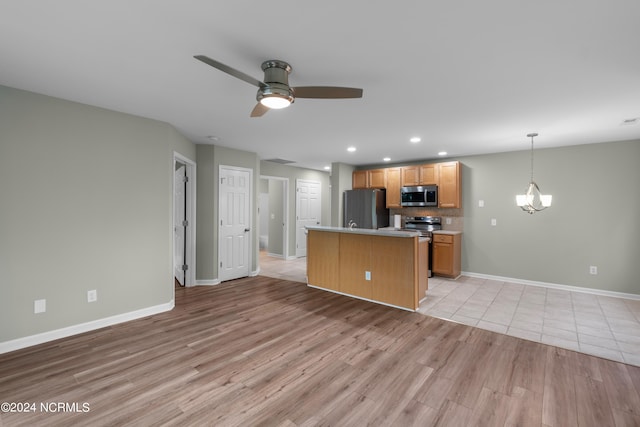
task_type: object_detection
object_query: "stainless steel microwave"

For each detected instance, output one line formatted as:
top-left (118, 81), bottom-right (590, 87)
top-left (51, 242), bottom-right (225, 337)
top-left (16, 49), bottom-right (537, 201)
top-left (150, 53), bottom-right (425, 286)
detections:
top-left (401, 185), bottom-right (438, 207)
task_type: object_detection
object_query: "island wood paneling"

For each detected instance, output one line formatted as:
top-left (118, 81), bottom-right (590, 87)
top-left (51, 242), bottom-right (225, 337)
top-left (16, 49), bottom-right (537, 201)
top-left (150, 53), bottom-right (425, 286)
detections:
top-left (308, 229), bottom-right (423, 310)
top-left (306, 230), bottom-right (340, 291)
top-left (338, 233), bottom-right (373, 299)
top-left (371, 235), bottom-right (416, 309)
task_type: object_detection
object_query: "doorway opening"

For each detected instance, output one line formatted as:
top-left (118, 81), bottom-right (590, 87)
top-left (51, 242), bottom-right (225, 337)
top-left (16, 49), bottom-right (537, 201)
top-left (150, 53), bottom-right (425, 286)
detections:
top-left (259, 176), bottom-right (289, 260)
top-left (173, 152), bottom-right (196, 291)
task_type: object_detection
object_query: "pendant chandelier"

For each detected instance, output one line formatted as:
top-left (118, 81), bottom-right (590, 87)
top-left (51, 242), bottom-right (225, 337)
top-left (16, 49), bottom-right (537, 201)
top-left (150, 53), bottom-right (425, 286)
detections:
top-left (516, 133), bottom-right (552, 214)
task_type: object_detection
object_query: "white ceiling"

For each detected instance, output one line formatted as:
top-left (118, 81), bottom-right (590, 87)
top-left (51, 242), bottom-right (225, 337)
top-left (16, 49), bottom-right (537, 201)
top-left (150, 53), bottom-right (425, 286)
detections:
top-left (2, 1), bottom-right (639, 170)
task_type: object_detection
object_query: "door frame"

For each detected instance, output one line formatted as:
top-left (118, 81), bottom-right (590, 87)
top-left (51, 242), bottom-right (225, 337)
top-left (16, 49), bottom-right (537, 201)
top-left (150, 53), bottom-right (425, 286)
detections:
top-left (173, 152), bottom-right (196, 288)
top-left (218, 165), bottom-right (253, 282)
top-left (260, 175), bottom-right (290, 260)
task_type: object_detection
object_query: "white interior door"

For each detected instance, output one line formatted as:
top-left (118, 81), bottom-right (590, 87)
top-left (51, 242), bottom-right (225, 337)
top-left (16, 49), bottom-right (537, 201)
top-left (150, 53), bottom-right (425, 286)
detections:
top-left (174, 165), bottom-right (186, 285)
top-left (219, 166), bottom-right (252, 282)
top-left (296, 179), bottom-right (321, 257)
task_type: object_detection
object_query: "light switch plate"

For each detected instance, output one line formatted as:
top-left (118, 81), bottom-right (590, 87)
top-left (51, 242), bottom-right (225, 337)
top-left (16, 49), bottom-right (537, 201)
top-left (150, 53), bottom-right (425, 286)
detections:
top-left (479, 200), bottom-right (485, 207)
top-left (365, 271), bottom-right (371, 281)
top-left (491, 218), bottom-right (497, 226)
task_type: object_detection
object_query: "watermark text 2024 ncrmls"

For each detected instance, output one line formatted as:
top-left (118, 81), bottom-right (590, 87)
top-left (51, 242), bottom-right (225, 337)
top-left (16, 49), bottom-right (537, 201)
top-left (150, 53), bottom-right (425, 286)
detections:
top-left (0, 402), bottom-right (90, 413)
top-left (41, 402), bottom-right (90, 413)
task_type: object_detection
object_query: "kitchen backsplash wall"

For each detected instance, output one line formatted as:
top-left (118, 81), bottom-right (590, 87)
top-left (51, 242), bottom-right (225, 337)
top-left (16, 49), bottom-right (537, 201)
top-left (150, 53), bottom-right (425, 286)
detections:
top-left (390, 207), bottom-right (464, 231)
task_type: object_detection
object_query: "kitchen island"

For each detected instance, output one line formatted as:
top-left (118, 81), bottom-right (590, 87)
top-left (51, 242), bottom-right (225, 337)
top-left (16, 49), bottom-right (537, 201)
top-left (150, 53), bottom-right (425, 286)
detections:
top-left (306, 226), bottom-right (428, 311)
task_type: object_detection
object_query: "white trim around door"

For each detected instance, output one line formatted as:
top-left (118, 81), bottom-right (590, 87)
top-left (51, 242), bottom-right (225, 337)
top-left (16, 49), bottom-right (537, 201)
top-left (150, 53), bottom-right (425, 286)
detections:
top-left (173, 152), bottom-right (196, 289)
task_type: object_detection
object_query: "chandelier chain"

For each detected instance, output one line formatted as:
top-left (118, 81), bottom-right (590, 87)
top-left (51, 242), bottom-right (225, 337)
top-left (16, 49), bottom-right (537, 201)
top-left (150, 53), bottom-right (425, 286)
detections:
top-left (530, 135), bottom-right (534, 183)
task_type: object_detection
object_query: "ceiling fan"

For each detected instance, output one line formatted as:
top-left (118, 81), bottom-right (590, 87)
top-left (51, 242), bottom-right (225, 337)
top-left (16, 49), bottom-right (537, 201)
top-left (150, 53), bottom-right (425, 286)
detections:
top-left (194, 55), bottom-right (363, 117)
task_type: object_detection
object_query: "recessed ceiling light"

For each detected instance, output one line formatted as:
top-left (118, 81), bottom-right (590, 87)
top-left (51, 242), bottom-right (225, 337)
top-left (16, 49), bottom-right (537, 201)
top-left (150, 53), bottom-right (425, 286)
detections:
top-left (383, 157), bottom-right (391, 162)
top-left (323, 165), bottom-right (331, 170)
top-left (347, 146), bottom-right (356, 152)
top-left (410, 137), bottom-right (421, 143)
top-left (438, 151), bottom-right (447, 156)
top-left (621, 117), bottom-right (639, 126)
top-left (207, 135), bottom-right (219, 141)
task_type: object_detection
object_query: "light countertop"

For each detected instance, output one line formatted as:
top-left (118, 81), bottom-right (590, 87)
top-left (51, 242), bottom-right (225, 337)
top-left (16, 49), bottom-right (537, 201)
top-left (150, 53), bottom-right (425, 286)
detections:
top-left (432, 230), bottom-right (463, 235)
top-left (306, 226), bottom-right (421, 238)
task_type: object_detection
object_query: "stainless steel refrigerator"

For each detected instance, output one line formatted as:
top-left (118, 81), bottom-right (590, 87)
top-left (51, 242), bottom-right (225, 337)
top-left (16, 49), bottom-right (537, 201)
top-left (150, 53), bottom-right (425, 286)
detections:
top-left (343, 189), bottom-right (389, 229)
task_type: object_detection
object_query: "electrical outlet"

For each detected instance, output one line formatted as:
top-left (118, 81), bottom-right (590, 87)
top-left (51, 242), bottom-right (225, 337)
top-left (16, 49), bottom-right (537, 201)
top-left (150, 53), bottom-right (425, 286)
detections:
top-left (479, 200), bottom-right (485, 207)
top-left (491, 218), bottom-right (497, 226)
top-left (365, 271), bottom-right (371, 281)
top-left (87, 289), bottom-right (97, 302)
top-left (445, 217), bottom-right (452, 225)
top-left (589, 266), bottom-right (598, 275)
top-left (34, 299), bottom-right (46, 314)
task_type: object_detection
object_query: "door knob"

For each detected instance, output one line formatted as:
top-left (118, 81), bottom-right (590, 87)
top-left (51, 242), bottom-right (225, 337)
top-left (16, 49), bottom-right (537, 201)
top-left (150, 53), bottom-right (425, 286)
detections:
top-left (244, 228), bottom-right (251, 232)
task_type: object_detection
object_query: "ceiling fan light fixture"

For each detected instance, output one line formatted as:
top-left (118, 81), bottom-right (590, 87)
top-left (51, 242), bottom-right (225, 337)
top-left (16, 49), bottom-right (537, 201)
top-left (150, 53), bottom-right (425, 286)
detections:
top-left (194, 55), bottom-right (362, 117)
top-left (257, 83), bottom-right (294, 109)
top-left (259, 95), bottom-right (292, 109)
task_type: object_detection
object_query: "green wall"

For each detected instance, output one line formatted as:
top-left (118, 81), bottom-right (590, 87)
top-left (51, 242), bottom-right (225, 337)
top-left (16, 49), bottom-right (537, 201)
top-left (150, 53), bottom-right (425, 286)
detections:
top-left (458, 140), bottom-right (640, 294)
top-left (0, 85), bottom-right (196, 343)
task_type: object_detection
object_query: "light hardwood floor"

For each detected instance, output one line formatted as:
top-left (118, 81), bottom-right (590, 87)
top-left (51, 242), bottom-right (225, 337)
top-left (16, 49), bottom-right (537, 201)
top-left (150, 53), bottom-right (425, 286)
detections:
top-left (259, 252), bottom-right (640, 367)
top-left (1, 276), bottom-right (639, 426)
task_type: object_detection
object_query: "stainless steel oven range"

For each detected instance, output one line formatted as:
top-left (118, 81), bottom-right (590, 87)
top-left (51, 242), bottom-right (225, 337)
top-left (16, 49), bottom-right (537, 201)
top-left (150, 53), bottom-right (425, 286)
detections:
top-left (403, 216), bottom-right (442, 277)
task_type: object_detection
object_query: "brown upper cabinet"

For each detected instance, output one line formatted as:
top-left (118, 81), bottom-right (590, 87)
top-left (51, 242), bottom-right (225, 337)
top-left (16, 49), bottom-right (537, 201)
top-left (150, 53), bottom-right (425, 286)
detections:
top-left (352, 160), bottom-right (461, 209)
top-left (400, 166), bottom-right (419, 186)
top-left (368, 168), bottom-right (387, 188)
top-left (352, 170), bottom-right (368, 189)
top-left (352, 168), bottom-right (387, 189)
top-left (385, 168), bottom-right (401, 208)
top-left (419, 164), bottom-right (439, 185)
top-left (437, 161), bottom-right (461, 208)
top-left (400, 164), bottom-right (438, 186)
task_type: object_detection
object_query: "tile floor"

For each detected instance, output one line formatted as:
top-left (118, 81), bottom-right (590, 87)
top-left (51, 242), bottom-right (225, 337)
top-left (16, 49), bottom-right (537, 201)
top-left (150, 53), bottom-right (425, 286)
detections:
top-left (259, 251), bottom-right (308, 283)
top-left (258, 251), bottom-right (640, 367)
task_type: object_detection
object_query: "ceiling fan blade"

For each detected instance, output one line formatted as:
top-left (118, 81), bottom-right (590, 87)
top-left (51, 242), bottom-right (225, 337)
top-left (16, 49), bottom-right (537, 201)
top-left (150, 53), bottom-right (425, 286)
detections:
top-left (194, 55), bottom-right (265, 88)
top-left (292, 86), bottom-right (363, 99)
top-left (250, 103), bottom-right (270, 117)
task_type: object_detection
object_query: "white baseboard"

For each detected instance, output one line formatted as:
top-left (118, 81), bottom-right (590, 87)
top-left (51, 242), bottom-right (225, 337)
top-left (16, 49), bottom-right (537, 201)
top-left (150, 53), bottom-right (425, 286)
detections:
top-left (462, 271), bottom-right (640, 301)
top-left (266, 252), bottom-right (285, 259)
top-left (0, 300), bottom-right (175, 355)
top-left (195, 279), bottom-right (221, 286)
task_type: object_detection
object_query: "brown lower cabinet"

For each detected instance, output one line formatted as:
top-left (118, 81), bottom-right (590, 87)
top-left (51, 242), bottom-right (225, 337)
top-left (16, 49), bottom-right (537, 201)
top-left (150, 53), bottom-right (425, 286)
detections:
top-left (432, 232), bottom-right (462, 278)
